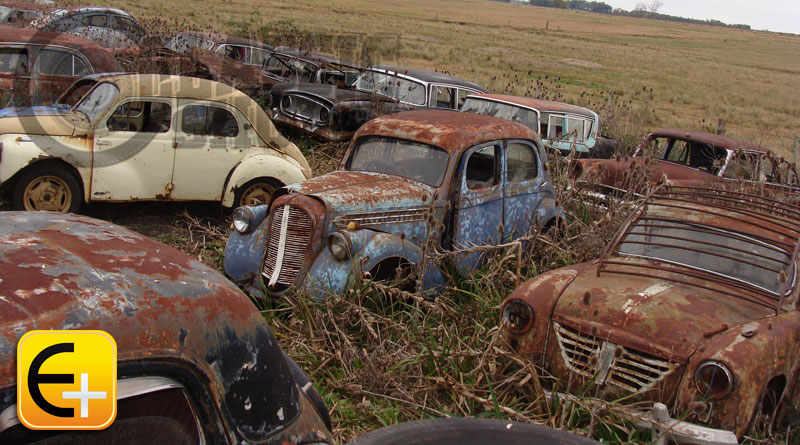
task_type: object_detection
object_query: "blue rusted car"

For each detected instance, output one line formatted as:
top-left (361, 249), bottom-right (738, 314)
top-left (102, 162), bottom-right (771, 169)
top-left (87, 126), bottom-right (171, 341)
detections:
top-left (224, 110), bottom-right (565, 298)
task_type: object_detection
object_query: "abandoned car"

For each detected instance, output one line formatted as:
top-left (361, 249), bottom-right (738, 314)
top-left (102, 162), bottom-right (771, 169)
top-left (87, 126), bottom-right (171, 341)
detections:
top-left (117, 31), bottom-right (278, 98)
top-left (0, 74), bottom-right (311, 213)
top-left (0, 211), bottom-right (332, 443)
top-left (461, 94), bottom-right (616, 158)
top-left (0, 25), bottom-right (121, 107)
top-left (569, 129), bottom-right (799, 205)
top-left (225, 110), bottom-right (564, 298)
top-left (269, 65), bottom-right (488, 142)
top-left (262, 46), bottom-right (361, 86)
top-left (32, 6), bottom-right (145, 50)
top-left (500, 186), bottom-right (800, 442)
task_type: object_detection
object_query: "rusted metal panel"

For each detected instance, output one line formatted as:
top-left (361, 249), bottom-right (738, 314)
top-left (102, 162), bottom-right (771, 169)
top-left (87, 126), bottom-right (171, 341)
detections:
top-left (0, 211), bottom-right (332, 443)
top-left (502, 186), bottom-right (800, 439)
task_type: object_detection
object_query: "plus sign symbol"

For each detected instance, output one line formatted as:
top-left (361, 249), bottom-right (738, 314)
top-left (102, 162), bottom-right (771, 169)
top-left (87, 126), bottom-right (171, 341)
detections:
top-left (17, 330), bottom-right (117, 430)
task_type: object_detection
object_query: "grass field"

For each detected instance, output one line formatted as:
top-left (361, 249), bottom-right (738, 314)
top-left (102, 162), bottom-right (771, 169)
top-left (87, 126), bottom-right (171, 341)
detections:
top-left (45, 1), bottom-right (800, 442)
top-left (76, 0), bottom-right (800, 157)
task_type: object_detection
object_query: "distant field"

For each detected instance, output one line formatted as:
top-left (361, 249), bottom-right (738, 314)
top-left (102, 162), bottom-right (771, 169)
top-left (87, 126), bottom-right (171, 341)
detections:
top-left (74, 0), bottom-right (800, 158)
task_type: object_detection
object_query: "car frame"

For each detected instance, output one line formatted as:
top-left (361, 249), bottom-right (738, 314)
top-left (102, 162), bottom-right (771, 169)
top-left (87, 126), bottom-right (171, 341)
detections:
top-left (0, 24), bottom-right (121, 107)
top-left (225, 110), bottom-right (564, 298)
top-left (0, 74), bottom-right (311, 213)
top-left (461, 94), bottom-right (616, 157)
top-left (0, 211), bottom-right (332, 443)
top-left (269, 65), bottom-right (488, 142)
top-left (500, 185), bottom-right (800, 441)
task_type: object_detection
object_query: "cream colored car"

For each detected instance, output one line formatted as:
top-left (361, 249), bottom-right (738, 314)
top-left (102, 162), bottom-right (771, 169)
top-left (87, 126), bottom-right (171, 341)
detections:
top-left (0, 74), bottom-right (311, 212)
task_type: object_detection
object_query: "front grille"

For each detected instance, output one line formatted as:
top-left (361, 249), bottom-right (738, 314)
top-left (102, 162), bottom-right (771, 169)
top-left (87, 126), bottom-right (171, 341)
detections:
top-left (282, 94), bottom-right (328, 124)
top-left (263, 204), bottom-right (313, 288)
top-left (554, 323), bottom-right (675, 393)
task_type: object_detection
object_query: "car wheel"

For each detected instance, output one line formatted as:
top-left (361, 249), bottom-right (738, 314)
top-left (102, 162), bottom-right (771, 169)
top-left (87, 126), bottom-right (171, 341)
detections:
top-left (282, 352), bottom-right (332, 432)
top-left (13, 165), bottom-right (81, 213)
top-left (346, 417), bottom-right (598, 445)
top-left (234, 178), bottom-right (280, 208)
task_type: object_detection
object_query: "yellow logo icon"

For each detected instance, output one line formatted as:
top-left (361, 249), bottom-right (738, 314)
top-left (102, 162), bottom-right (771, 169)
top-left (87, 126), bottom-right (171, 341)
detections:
top-left (17, 330), bottom-right (117, 430)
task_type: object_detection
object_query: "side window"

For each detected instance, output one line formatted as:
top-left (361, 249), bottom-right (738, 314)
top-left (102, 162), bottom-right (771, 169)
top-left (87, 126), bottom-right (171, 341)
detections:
top-left (37, 50), bottom-right (73, 76)
top-left (107, 101), bottom-right (171, 133)
top-left (0, 48), bottom-right (28, 73)
top-left (432, 86), bottom-right (456, 109)
top-left (465, 145), bottom-right (499, 190)
top-left (81, 14), bottom-right (108, 27)
top-left (507, 143), bottom-right (539, 182)
top-left (181, 105), bottom-right (239, 137)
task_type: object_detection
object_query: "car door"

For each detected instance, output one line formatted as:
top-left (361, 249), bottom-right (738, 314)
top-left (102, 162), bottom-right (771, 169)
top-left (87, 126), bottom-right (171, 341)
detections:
top-left (453, 142), bottom-right (504, 274)
top-left (502, 140), bottom-right (545, 242)
top-left (171, 100), bottom-right (250, 201)
top-left (90, 98), bottom-right (177, 201)
top-left (0, 46), bottom-right (33, 107)
top-left (34, 48), bottom-right (90, 105)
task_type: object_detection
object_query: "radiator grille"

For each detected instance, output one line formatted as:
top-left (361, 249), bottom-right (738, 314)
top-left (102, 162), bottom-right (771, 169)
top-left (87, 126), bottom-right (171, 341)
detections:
top-left (263, 205), bottom-right (313, 287)
top-left (554, 323), bottom-right (675, 393)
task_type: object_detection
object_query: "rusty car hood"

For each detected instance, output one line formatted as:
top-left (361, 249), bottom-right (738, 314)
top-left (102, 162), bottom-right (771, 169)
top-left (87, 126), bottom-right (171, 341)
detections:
top-left (0, 108), bottom-right (90, 136)
top-left (287, 170), bottom-right (434, 212)
top-left (552, 259), bottom-right (774, 362)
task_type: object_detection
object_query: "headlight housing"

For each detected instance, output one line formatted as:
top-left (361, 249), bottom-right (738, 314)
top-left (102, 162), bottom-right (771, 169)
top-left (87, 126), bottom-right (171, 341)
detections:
top-left (694, 360), bottom-right (734, 400)
top-left (328, 231), bottom-right (352, 261)
top-left (502, 299), bottom-right (534, 334)
top-left (232, 207), bottom-right (255, 233)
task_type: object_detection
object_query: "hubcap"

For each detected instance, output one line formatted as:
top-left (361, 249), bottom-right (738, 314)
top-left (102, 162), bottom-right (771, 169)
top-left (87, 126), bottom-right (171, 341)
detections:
top-left (23, 175), bottom-right (72, 212)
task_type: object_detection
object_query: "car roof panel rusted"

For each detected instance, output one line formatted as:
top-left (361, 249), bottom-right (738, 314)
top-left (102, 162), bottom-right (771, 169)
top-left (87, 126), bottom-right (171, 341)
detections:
top-left (469, 93), bottom-right (597, 119)
top-left (0, 24), bottom-right (121, 72)
top-left (647, 128), bottom-right (769, 153)
top-left (355, 109), bottom-right (538, 154)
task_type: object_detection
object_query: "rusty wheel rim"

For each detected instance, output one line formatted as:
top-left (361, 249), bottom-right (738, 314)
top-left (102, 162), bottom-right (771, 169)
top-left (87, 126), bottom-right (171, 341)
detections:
top-left (239, 182), bottom-right (275, 207)
top-left (23, 175), bottom-right (73, 212)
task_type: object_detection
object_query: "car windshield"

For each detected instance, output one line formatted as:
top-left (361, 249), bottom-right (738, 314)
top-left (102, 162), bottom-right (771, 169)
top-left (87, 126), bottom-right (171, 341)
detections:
top-left (352, 70), bottom-right (426, 105)
top-left (347, 136), bottom-right (449, 186)
top-left (461, 98), bottom-right (539, 132)
top-left (74, 82), bottom-right (119, 122)
top-left (617, 219), bottom-right (792, 295)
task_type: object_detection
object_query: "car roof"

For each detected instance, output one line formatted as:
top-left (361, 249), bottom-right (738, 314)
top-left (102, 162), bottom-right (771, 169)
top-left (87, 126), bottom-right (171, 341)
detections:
top-left (370, 65), bottom-right (487, 92)
top-left (0, 24), bottom-right (121, 71)
top-left (468, 94), bottom-right (597, 119)
top-left (356, 109), bottom-right (538, 154)
top-left (97, 74), bottom-right (305, 166)
top-left (648, 128), bottom-right (769, 153)
top-left (177, 31), bottom-right (273, 50)
top-left (0, 212), bottom-right (265, 386)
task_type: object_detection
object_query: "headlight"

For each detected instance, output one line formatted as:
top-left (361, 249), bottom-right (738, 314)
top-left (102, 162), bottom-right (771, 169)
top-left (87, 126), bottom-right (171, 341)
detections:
top-left (318, 107), bottom-right (329, 123)
top-left (694, 360), bottom-right (734, 400)
top-left (502, 299), bottom-right (534, 334)
top-left (232, 207), bottom-right (254, 233)
top-left (281, 95), bottom-right (292, 110)
top-left (328, 231), bottom-right (352, 261)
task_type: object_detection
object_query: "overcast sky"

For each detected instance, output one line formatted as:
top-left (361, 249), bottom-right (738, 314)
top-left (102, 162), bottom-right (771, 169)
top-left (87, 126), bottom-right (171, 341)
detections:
top-left (604, 0), bottom-right (800, 34)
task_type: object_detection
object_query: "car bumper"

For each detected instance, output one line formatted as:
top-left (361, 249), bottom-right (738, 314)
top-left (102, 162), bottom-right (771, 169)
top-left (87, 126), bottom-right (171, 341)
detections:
top-left (270, 111), bottom-right (354, 142)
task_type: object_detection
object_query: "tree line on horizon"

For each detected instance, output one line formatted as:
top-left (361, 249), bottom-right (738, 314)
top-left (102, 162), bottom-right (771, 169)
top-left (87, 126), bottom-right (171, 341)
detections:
top-left (496, 0), bottom-right (752, 30)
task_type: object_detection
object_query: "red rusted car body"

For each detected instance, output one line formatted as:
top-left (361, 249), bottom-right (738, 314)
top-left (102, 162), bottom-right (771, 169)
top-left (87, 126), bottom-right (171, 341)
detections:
top-left (0, 24), bottom-right (121, 107)
top-left (569, 129), bottom-right (799, 205)
top-left (0, 211), bottom-right (332, 443)
top-left (501, 186), bottom-right (800, 441)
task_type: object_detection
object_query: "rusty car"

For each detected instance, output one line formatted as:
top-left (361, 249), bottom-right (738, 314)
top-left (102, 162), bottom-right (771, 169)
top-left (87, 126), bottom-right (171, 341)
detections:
top-left (224, 110), bottom-right (564, 298)
top-left (0, 74), bottom-right (311, 213)
top-left (461, 94), bottom-right (616, 158)
top-left (569, 128), bottom-right (799, 205)
top-left (32, 6), bottom-right (145, 50)
top-left (0, 24), bottom-right (121, 107)
top-left (269, 65), bottom-right (488, 142)
top-left (0, 211), bottom-right (332, 443)
top-left (262, 46), bottom-right (361, 86)
top-left (500, 185), bottom-right (800, 442)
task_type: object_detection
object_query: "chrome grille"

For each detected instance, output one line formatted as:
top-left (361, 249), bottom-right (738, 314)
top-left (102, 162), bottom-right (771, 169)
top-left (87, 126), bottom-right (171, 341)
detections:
top-left (262, 205), bottom-right (312, 287)
top-left (554, 323), bottom-right (675, 393)
top-left (282, 94), bottom-right (328, 124)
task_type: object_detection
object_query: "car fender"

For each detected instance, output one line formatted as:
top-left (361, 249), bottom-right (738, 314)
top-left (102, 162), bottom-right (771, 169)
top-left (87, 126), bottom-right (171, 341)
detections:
top-left (221, 153), bottom-right (309, 207)
top-left (303, 229), bottom-right (445, 299)
top-left (676, 310), bottom-right (800, 436)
